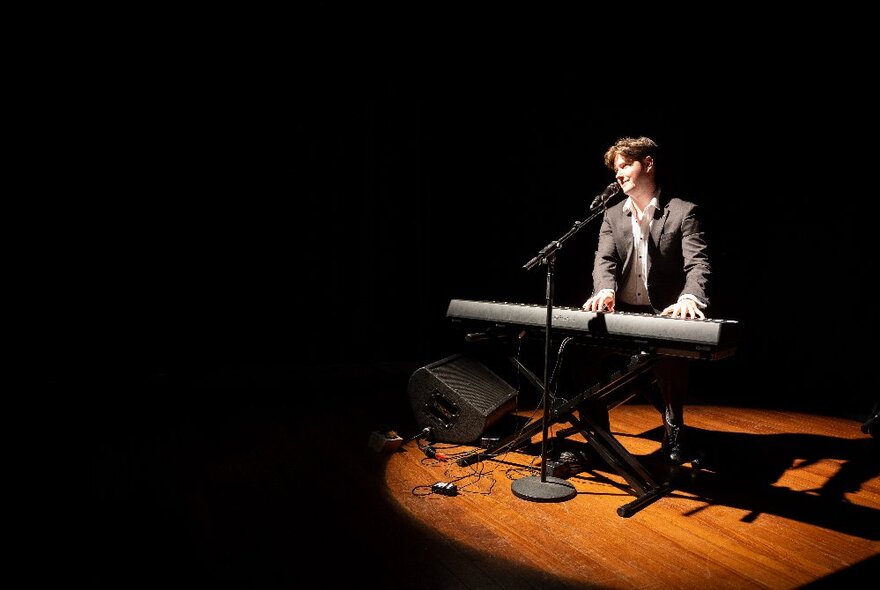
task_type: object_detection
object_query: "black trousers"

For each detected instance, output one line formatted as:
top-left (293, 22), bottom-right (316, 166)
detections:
top-left (556, 303), bottom-right (688, 430)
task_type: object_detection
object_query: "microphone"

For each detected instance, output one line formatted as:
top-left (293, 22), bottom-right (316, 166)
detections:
top-left (589, 181), bottom-right (621, 211)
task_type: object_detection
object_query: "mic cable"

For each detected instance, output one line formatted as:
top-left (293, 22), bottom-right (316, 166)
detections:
top-left (422, 445), bottom-right (448, 461)
top-left (405, 427), bottom-right (432, 443)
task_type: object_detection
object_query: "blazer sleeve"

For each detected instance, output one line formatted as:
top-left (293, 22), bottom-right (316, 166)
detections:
top-left (591, 208), bottom-right (622, 293)
top-left (679, 203), bottom-right (711, 307)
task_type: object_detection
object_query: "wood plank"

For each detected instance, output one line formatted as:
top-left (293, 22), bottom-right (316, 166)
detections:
top-left (382, 405), bottom-right (879, 588)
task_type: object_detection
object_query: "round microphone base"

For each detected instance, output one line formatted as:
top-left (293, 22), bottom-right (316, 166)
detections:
top-left (511, 475), bottom-right (577, 502)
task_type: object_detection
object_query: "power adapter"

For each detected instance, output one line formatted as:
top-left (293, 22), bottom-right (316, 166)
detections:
top-left (431, 482), bottom-right (458, 496)
top-left (543, 460), bottom-right (571, 479)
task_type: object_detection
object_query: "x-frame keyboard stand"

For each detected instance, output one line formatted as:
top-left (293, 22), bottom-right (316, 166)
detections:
top-left (458, 350), bottom-right (672, 517)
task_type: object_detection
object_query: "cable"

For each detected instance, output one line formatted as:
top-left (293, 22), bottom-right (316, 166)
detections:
top-left (405, 427), bottom-right (432, 443)
top-left (421, 445), bottom-right (449, 461)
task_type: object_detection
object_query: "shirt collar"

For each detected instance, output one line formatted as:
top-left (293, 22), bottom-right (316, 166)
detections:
top-left (623, 190), bottom-right (661, 217)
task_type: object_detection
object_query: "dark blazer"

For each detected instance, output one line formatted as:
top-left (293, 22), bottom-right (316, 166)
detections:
top-left (592, 193), bottom-right (711, 312)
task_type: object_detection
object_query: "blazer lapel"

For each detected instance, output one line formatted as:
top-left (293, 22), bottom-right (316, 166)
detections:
top-left (649, 202), bottom-right (669, 247)
top-left (646, 201), bottom-right (669, 281)
top-left (617, 205), bottom-right (635, 273)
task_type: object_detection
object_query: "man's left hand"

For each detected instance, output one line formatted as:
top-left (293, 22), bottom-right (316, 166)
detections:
top-left (660, 300), bottom-right (705, 319)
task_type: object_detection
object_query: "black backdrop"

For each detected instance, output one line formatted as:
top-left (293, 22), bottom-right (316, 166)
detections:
top-left (45, 19), bottom-right (874, 588)
top-left (40, 52), bottom-right (869, 418)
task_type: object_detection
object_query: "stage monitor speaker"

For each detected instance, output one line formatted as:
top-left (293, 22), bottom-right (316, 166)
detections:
top-left (408, 354), bottom-right (518, 444)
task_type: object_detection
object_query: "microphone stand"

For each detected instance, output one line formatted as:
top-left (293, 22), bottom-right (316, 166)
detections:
top-left (511, 202), bottom-right (609, 502)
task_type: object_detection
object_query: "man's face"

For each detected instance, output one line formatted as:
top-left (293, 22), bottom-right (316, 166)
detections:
top-left (613, 154), bottom-right (652, 196)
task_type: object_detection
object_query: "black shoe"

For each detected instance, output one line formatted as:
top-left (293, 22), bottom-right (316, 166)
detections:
top-left (662, 424), bottom-right (686, 464)
top-left (861, 406), bottom-right (878, 437)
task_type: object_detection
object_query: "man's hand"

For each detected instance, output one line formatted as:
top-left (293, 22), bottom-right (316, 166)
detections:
top-left (660, 299), bottom-right (705, 319)
top-left (583, 290), bottom-right (615, 313)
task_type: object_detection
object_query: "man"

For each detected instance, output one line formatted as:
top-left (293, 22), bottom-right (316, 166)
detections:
top-left (581, 136), bottom-right (711, 464)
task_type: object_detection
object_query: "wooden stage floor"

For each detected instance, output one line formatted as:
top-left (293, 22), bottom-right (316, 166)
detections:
top-left (378, 404), bottom-right (879, 589)
top-left (89, 365), bottom-right (878, 588)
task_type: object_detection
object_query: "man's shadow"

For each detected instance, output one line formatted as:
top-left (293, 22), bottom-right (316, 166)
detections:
top-left (622, 424), bottom-right (880, 539)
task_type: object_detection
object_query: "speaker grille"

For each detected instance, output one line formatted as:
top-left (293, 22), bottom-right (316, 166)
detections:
top-left (408, 354), bottom-right (518, 443)
top-left (428, 357), bottom-right (513, 415)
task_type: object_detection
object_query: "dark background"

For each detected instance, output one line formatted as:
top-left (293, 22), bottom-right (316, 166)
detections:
top-left (41, 51), bottom-right (868, 418)
top-left (42, 18), bottom-right (874, 588)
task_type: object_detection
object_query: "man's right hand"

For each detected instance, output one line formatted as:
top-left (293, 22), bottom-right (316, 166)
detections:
top-left (583, 289), bottom-right (615, 312)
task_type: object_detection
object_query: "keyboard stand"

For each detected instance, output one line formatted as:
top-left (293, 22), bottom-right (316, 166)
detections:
top-left (458, 351), bottom-right (673, 517)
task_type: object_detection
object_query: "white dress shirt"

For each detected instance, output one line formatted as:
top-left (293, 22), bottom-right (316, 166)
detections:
top-left (616, 194), bottom-right (658, 307)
